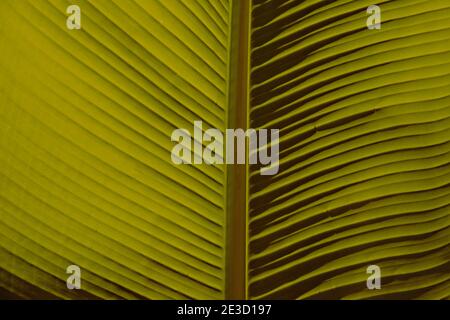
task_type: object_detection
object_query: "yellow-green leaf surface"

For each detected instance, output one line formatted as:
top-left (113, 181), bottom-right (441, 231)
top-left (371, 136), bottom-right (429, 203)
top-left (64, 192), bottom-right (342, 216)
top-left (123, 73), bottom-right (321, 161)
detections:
top-left (248, 0), bottom-right (450, 299)
top-left (0, 0), bottom-right (231, 299)
top-left (1, 0), bottom-right (449, 300)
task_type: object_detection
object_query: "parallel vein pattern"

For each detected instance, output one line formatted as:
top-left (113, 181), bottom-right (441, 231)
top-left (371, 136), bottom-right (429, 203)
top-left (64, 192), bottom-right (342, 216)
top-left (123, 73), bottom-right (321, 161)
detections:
top-left (248, 0), bottom-right (450, 299)
top-left (0, 0), bottom-right (230, 299)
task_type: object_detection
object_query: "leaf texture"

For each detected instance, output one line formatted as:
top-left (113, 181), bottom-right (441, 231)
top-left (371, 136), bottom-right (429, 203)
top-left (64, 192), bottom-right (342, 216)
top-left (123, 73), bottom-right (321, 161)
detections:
top-left (0, 0), bottom-right (449, 301)
top-left (248, 0), bottom-right (450, 300)
top-left (0, 0), bottom-right (231, 299)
